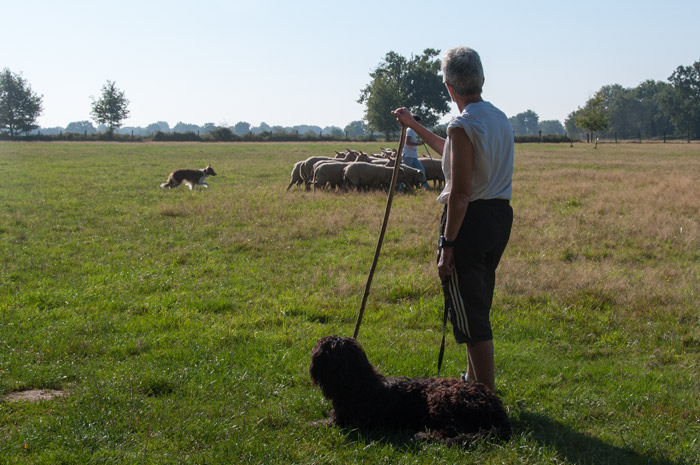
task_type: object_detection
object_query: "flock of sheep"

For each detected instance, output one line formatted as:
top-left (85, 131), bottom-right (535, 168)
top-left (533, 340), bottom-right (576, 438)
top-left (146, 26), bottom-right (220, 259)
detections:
top-left (286, 148), bottom-right (445, 192)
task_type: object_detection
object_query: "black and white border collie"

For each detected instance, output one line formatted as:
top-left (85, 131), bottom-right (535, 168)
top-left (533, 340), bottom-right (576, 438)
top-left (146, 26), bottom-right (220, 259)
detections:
top-left (160, 164), bottom-right (217, 190)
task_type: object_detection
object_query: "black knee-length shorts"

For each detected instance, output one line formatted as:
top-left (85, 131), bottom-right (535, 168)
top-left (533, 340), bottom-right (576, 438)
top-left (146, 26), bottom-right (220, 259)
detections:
top-left (439, 199), bottom-right (513, 344)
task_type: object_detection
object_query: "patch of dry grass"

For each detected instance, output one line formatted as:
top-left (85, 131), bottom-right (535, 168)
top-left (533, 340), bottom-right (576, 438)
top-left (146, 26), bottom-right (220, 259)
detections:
top-left (502, 143), bottom-right (699, 314)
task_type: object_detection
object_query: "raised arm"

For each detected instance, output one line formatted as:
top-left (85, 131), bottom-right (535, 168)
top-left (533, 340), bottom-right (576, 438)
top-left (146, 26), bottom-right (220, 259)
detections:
top-left (392, 107), bottom-right (446, 154)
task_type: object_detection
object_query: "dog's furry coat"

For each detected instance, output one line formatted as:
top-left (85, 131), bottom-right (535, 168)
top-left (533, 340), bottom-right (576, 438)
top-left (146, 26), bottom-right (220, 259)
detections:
top-left (160, 164), bottom-right (217, 189)
top-left (309, 335), bottom-right (511, 445)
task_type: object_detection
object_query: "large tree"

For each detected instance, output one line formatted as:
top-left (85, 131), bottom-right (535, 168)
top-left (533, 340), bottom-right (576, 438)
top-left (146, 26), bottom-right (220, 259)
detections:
top-left (361, 74), bottom-right (403, 138)
top-left (90, 80), bottom-right (129, 136)
top-left (173, 122), bottom-right (201, 133)
top-left (65, 120), bottom-right (96, 134)
top-left (0, 68), bottom-right (43, 136)
top-left (359, 49), bottom-right (450, 137)
top-left (662, 60), bottom-right (700, 139)
top-left (575, 92), bottom-right (609, 144)
top-left (233, 121), bottom-right (251, 136)
top-left (597, 84), bottom-right (637, 139)
top-left (632, 80), bottom-right (674, 138)
top-left (508, 110), bottom-right (539, 136)
top-left (344, 120), bottom-right (366, 138)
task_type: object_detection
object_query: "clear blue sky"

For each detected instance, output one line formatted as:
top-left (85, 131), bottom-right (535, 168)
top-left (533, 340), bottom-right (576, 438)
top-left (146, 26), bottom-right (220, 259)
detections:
top-left (2, 0), bottom-right (698, 129)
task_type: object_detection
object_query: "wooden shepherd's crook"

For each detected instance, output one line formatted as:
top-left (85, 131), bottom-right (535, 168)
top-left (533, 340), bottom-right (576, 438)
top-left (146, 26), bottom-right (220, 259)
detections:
top-left (353, 123), bottom-right (407, 339)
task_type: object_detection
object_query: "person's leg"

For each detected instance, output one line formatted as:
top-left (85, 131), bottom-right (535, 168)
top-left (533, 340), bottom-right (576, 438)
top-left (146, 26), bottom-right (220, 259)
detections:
top-left (466, 340), bottom-right (495, 392)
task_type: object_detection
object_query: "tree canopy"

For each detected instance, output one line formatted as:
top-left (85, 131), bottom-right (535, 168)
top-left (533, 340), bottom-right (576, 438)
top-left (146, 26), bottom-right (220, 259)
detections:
top-left (233, 121), bottom-right (251, 136)
top-left (662, 60), bottom-right (700, 138)
top-left (65, 120), bottom-right (96, 134)
top-left (0, 68), bottom-right (44, 136)
top-left (359, 49), bottom-right (450, 137)
top-left (90, 80), bottom-right (129, 135)
top-left (573, 92), bottom-right (609, 138)
top-left (509, 110), bottom-right (540, 136)
top-left (344, 120), bottom-right (366, 138)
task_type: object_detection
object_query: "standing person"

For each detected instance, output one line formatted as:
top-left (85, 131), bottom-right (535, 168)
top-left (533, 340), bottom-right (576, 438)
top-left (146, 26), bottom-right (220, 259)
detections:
top-left (400, 116), bottom-right (428, 189)
top-left (392, 46), bottom-right (514, 392)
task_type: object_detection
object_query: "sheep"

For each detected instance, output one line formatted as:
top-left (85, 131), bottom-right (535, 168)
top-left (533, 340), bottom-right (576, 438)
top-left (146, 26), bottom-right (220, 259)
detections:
top-left (300, 156), bottom-right (333, 190)
top-left (292, 150), bottom-right (384, 191)
top-left (343, 162), bottom-right (384, 191)
top-left (380, 147), bottom-right (396, 158)
top-left (400, 164), bottom-right (427, 190)
top-left (312, 161), bottom-right (349, 192)
top-left (333, 150), bottom-right (372, 163)
top-left (343, 162), bottom-right (402, 191)
top-left (419, 157), bottom-right (445, 188)
top-left (355, 152), bottom-right (372, 163)
top-left (286, 160), bottom-right (304, 191)
top-left (343, 161), bottom-right (427, 192)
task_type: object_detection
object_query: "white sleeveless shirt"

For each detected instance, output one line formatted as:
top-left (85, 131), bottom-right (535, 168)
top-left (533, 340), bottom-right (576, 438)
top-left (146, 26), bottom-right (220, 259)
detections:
top-left (437, 101), bottom-right (514, 205)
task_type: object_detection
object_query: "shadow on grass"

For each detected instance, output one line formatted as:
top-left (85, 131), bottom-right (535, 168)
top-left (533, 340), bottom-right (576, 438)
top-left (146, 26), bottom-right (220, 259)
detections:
top-left (331, 423), bottom-right (504, 453)
top-left (339, 426), bottom-right (420, 452)
top-left (518, 411), bottom-right (688, 465)
top-left (311, 412), bottom-right (690, 463)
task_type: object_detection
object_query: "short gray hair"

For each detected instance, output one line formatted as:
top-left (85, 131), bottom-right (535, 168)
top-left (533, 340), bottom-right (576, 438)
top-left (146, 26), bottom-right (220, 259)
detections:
top-left (441, 47), bottom-right (484, 96)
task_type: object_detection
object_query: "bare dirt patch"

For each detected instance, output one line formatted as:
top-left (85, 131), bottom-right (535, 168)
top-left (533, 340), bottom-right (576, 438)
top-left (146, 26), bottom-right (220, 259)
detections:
top-left (2, 389), bottom-right (67, 403)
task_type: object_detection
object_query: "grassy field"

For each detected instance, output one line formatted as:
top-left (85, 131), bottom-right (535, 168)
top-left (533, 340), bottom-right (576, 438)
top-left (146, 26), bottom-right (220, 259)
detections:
top-left (0, 140), bottom-right (698, 464)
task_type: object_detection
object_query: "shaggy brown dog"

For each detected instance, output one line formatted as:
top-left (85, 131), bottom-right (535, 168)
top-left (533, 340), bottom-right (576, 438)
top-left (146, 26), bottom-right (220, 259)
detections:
top-left (309, 335), bottom-right (511, 445)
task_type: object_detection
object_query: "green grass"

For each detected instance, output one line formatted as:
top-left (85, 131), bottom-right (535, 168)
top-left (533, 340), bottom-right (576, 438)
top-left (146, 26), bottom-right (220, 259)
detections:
top-left (1, 141), bottom-right (699, 464)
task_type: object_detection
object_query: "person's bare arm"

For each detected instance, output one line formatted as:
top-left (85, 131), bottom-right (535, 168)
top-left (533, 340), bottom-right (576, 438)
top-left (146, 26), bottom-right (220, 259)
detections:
top-left (438, 127), bottom-right (473, 280)
top-left (392, 107), bottom-right (445, 154)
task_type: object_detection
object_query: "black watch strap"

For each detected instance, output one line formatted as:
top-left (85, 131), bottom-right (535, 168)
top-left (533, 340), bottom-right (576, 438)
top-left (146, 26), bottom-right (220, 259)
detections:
top-left (439, 235), bottom-right (457, 248)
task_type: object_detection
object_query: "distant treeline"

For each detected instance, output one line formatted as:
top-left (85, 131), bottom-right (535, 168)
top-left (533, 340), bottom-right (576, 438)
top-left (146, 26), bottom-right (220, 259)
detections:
top-left (0, 128), bottom-right (383, 143)
top-left (15, 120), bottom-right (367, 140)
top-left (565, 60), bottom-right (700, 141)
top-left (1, 128), bottom-right (575, 144)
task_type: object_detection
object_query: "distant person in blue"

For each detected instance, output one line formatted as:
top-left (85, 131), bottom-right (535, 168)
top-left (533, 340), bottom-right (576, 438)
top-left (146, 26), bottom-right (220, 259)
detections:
top-left (400, 116), bottom-right (428, 189)
top-left (393, 46), bottom-right (514, 392)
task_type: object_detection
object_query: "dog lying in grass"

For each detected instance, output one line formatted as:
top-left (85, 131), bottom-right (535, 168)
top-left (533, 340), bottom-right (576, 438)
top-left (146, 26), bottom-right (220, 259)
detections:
top-left (309, 335), bottom-right (511, 445)
top-left (160, 164), bottom-right (217, 189)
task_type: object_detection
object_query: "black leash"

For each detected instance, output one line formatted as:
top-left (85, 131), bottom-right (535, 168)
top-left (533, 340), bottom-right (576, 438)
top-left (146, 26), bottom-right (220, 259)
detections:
top-left (438, 298), bottom-right (449, 378)
top-left (437, 279), bottom-right (450, 377)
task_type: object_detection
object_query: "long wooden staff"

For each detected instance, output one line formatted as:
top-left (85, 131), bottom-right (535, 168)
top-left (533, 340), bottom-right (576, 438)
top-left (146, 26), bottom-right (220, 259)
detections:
top-left (353, 124), bottom-right (407, 339)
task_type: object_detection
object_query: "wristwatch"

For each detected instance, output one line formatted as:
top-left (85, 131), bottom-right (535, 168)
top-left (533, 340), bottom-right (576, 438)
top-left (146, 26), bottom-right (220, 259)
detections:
top-left (438, 235), bottom-right (457, 249)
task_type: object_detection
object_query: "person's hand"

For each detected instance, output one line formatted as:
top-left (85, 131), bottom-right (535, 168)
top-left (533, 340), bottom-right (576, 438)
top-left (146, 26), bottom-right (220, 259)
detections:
top-left (391, 107), bottom-right (415, 127)
top-left (437, 247), bottom-right (454, 280)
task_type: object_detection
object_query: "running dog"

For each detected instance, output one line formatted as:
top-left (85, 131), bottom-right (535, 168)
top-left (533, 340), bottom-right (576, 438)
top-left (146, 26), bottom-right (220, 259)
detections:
top-left (160, 164), bottom-right (217, 189)
top-left (309, 335), bottom-right (511, 445)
